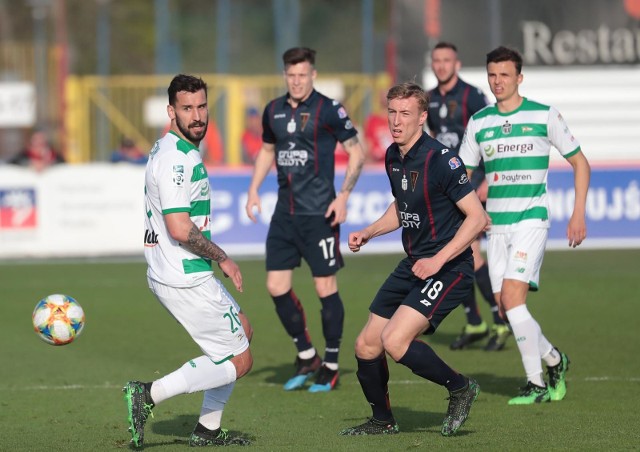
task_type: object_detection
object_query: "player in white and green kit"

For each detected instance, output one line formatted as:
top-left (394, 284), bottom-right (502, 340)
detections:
top-left (459, 47), bottom-right (590, 405)
top-left (123, 74), bottom-right (253, 447)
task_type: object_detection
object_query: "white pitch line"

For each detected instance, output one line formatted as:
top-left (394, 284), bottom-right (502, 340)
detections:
top-left (1, 376), bottom-right (639, 391)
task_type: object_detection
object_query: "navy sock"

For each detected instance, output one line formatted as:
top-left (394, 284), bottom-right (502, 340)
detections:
top-left (475, 264), bottom-right (504, 325)
top-left (398, 340), bottom-right (466, 391)
top-left (272, 290), bottom-right (312, 352)
top-left (356, 354), bottom-right (394, 422)
top-left (462, 286), bottom-right (483, 325)
top-left (320, 292), bottom-right (344, 364)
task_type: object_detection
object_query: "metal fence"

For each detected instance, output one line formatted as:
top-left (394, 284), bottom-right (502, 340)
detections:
top-left (65, 72), bottom-right (391, 165)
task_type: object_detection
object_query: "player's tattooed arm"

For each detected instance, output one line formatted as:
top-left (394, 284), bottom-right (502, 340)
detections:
top-left (341, 136), bottom-right (365, 194)
top-left (185, 223), bottom-right (228, 263)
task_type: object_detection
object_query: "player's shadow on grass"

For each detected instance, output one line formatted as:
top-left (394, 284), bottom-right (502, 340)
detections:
top-left (341, 406), bottom-right (476, 437)
top-left (427, 330), bottom-right (516, 353)
top-left (393, 406), bottom-right (447, 434)
top-left (427, 330), bottom-right (467, 348)
top-left (249, 361), bottom-right (354, 386)
top-left (148, 414), bottom-right (255, 447)
top-left (471, 372), bottom-right (524, 398)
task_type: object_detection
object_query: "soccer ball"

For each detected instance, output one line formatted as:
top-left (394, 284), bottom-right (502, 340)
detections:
top-left (32, 294), bottom-right (85, 346)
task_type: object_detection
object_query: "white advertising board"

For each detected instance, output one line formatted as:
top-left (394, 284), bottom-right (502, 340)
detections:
top-left (0, 82), bottom-right (36, 127)
top-left (0, 164), bottom-right (144, 258)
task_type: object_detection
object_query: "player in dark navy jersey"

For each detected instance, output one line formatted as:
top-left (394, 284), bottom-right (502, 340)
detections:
top-left (245, 47), bottom-right (365, 393)
top-left (339, 82), bottom-right (487, 437)
top-left (427, 43), bottom-right (487, 153)
top-left (427, 42), bottom-right (510, 352)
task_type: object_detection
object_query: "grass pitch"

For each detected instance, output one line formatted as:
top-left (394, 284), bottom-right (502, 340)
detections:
top-left (1, 249), bottom-right (639, 450)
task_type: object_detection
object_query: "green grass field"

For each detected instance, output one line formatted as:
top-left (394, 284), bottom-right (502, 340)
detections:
top-left (2, 249), bottom-right (639, 451)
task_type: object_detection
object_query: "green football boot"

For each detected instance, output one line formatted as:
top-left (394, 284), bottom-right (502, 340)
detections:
top-left (508, 381), bottom-right (550, 405)
top-left (547, 349), bottom-right (570, 401)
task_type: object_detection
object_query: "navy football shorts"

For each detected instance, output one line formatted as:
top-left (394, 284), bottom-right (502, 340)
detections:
top-left (266, 212), bottom-right (343, 277)
top-left (369, 257), bottom-right (473, 335)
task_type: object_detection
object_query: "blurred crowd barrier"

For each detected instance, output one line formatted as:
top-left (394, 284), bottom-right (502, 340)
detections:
top-left (64, 73), bottom-right (391, 164)
top-left (4, 66), bottom-right (638, 166)
top-left (1, 163), bottom-right (638, 260)
top-left (62, 65), bottom-right (640, 166)
top-left (425, 66), bottom-right (640, 165)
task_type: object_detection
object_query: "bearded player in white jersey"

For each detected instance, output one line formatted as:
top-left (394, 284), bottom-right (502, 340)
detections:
top-left (122, 74), bottom-right (253, 447)
top-left (459, 47), bottom-right (590, 405)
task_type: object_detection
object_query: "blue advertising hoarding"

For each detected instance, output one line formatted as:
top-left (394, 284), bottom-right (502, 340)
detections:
top-left (209, 166), bottom-right (640, 255)
top-left (547, 166), bottom-right (640, 247)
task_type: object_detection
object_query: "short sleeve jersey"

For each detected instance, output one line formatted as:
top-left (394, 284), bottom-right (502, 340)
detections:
top-left (385, 132), bottom-right (474, 270)
top-left (262, 89), bottom-right (358, 215)
top-left (458, 98), bottom-right (582, 232)
top-left (144, 131), bottom-right (213, 287)
top-left (427, 78), bottom-right (488, 153)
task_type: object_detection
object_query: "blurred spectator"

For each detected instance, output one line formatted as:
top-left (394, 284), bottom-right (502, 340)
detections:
top-left (110, 137), bottom-right (148, 164)
top-left (199, 121), bottom-right (224, 166)
top-left (363, 89), bottom-right (393, 164)
top-left (241, 107), bottom-right (262, 164)
top-left (8, 129), bottom-right (65, 172)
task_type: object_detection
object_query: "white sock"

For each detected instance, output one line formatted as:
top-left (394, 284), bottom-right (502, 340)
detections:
top-left (506, 305), bottom-right (545, 387)
top-left (541, 344), bottom-right (561, 367)
top-left (198, 382), bottom-right (236, 431)
top-left (150, 379), bottom-right (171, 405)
top-left (150, 356), bottom-right (236, 404)
top-left (298, 348), bottom-right (316, 360)
top-left (323, 361), bottom-right (338, 371)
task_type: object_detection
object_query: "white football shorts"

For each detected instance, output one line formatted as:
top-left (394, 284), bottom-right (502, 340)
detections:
top-left (486, 227), bottom-right (548, 293)
top-left (148, 276), bottom-right (249, 363)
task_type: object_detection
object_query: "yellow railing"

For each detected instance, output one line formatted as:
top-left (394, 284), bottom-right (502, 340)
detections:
top-left (64, 73), bottom-right (391, 165)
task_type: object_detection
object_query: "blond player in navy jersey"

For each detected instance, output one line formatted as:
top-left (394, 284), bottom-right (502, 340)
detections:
top-left (340, 82), bottom-right (487, 437)
top-left (123, 74), bottom-right (253, 448)
top-left (459, 46), bottom-right (590, 405)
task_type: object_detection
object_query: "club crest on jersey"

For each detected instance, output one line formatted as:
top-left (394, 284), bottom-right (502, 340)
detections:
top-left (410, 171), bottom-right (419, 191)
top-left (300, 113), bottom-right (310, 131)
top-left (448, 157), bottom-right (461, 169)
top-left (287, 118), bottom-right (296, 134)
top-left (172, 165), bottom-right (184, 187)
top-left (439, 103), bottom-right (448, 119)
top-left (200, 181), bottom-right (209, 196)
top-left (502, 121), bottom-right (512, 135)
top-left (446, 100), bottom-right (458, 118)
top-left (401, 174), bottom-right (408, 191)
